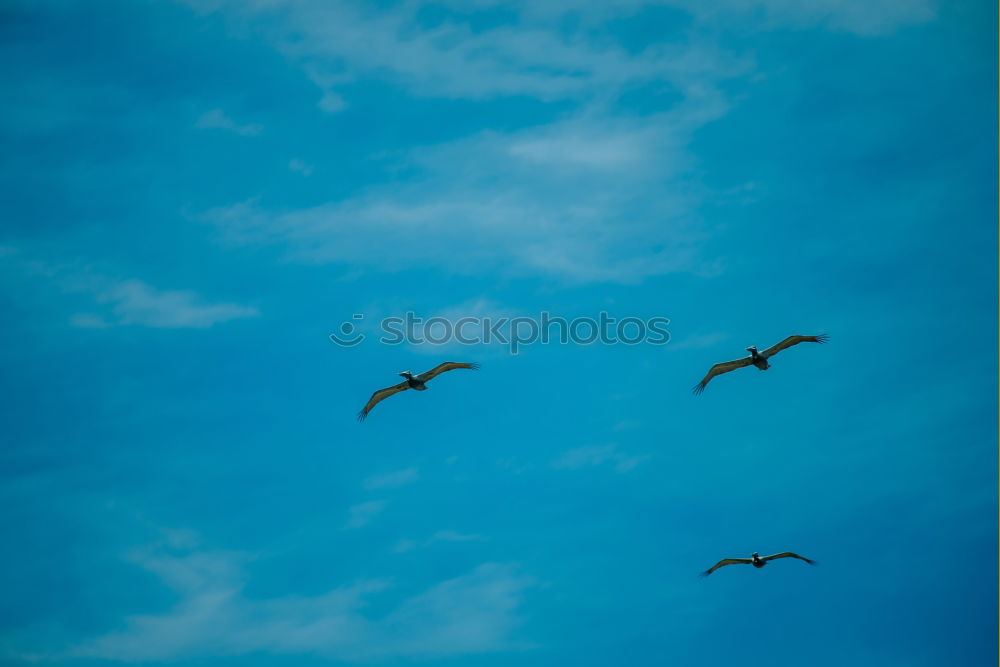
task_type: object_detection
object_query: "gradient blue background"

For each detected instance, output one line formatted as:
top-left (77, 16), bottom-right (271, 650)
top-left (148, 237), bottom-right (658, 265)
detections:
top-left (1, 1), bottom-right (996, 665)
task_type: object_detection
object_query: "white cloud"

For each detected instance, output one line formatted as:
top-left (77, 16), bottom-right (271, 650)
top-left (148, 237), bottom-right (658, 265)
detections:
top-left (344, 499), bottom-right (388, 529)
top-left (205, 100), bottom-right (723, 284)
top-left (288, 158), bottom-right (314, 176)
top-left (508, 130), bottom-right (649, 170)
top-left (181, 0), bottom-right (750, 284)
top-left (395, 530), bottom-right (487, 553)
top-left (553, 444), bottom-right (650, 473)
top-left (180, 0), bottom-right (929, 129)
top-left (431, 529), bottom-right (486, 543)
top-left (667, 331), bottom-right (729, 351)
top-left (420, 0), bottom-right (935, 36)
top-left (62, 541), bottom-right (534, 662)
top-left (372, 563), bottom-right (534, 657)
top-left (362, 467), bottom-right (419, 490)
top-left (304, 66), bottom-right (349, 113)
top-left (181, 0), bottom-right (932, 286)
top-left (392, 538), bottom-right (419, 553)
top-left (69, 312), bottom-right (109, 329)
top-left (317, 89), bottom-right (347, 113)
top-left (89, 279), bottom-right (259, 329)
top-left (183, 1), bottom-right (743, 103)
top-left (194, 108), bottom-right (263, 136)
top-left (676, 0), bottom-right (936, 36)
top-left (1, 248), bottom-right (258, 329)
top-left (612, 419), bottom-right (642, 432)
top-left (497, 457), bottom-right (534, 474)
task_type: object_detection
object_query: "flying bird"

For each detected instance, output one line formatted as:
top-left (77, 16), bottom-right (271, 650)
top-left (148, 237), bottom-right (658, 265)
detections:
top-left (357, 362), bottom-right (480, 421)
top-left (692, 334), bottom-right (828, 394)
top-left (701, 551), bottom-right (817, 577)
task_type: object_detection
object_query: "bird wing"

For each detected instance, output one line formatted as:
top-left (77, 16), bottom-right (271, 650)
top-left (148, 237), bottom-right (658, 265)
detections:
top-left (358, 381), bottom-right (411, 421)
top-left (700, 558), bottom-right (752, 576)
top-left (416, 361), bottom-right (480, 382)
top-left (761, 552), bottom-right (817, 565)
top-left (692, 357), bottom-right (753, 394)
top-left (760, 334), bottom-right (829, 359)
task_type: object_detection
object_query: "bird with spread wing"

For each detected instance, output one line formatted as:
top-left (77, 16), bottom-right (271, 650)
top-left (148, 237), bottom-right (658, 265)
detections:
top-left (692, 334), bottom-right (828, 394)
top-left (701, 551), bottom-right (817, 576)
top-left (357, 362), bottom-right (480, 421)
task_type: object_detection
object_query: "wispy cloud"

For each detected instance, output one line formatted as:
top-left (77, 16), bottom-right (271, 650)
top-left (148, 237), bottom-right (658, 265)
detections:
top-left (58, 540), bottom-right (533, 662)
top-left (362, 468), bottom-right (419, 491)
top-left (194, 108), bottom-right (262, 136)
top-left (431, 529), bottom-right (486, 544)
top-left (415, 0), bottom-right (935, 36)
top-left (89, 279), bottom-right (259, 329)
top-left (394, 529), bottom-right (487, 553)
top-left (183, 0), bottom-right (934, 286)
top-left (183, 0), bottom-right (930, 128)
top-left (205, 99), bottom-right (724, 284)
top-left (667, 331), bottom-right (729, 351)
top-left (508, 129), bottom-right (650, 170)
top-left (304, 66), bottom-right (349, 113)
top-left (392, 538), bottom-right (419, 554)
top-left (288, 158), bottom-right (314, 176)
top-left (675, 0), bottom-right (936, 36)
top-left (496, 457), bottom-right (534, 475)
top-left (186, 1), bottom-right (743, 103)
top-left (344, 500), bottom-right (388, 529)
top-left (187, 0), bottom-right (744, 284)
top-left (1, 248), bottom-right (259, 329)
top-left (612, 419), bottom-right (642, 432)
top-left (69, 312), bottom-right (110, 329)
top-left (553, 444), bottom-right (650, 473)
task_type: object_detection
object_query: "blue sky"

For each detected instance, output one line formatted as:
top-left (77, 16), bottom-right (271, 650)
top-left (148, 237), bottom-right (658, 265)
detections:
top-left (0, 0), bottom-right (995, 665)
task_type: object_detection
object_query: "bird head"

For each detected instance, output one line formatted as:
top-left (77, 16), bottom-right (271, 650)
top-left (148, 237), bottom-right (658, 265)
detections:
top-left (746, 346), bottom-right (758, 353)
top-left (751, 552), bottom-right (759, 558)
top-left (398, 371), bottom-right (413, 378)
